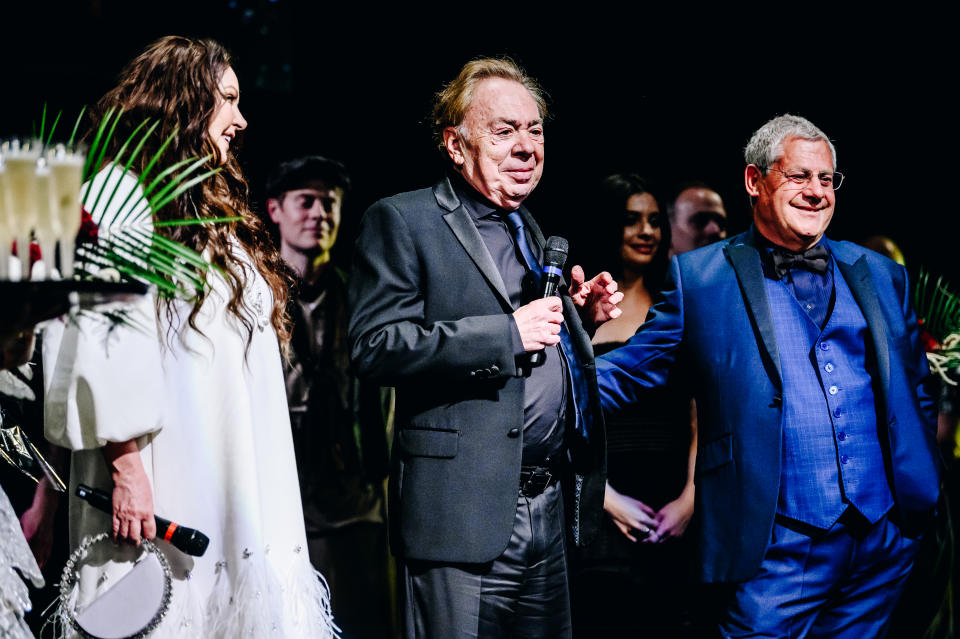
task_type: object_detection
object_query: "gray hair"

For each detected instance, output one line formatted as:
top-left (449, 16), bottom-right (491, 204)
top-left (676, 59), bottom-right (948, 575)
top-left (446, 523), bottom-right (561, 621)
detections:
top-left (432, 57), bottom-right (547, 152)
top-left (744, 114), bottom-right (837, 170)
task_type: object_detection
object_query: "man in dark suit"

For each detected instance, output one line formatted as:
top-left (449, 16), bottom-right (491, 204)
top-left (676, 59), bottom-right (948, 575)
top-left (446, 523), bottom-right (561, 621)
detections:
top-left (348, 58), bottom-right (621, 638)
top-left (598, 114), bottom-right (941, 638)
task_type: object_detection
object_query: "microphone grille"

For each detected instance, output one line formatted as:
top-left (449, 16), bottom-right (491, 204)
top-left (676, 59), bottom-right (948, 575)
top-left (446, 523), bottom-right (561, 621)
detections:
top-left (543, 236), bottom-right (568, 268)
top-left (181, 529), bottom-right (211, 556)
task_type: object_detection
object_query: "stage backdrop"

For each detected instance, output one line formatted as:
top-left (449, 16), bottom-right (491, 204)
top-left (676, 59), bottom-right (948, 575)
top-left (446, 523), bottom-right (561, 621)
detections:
top-left (3, 2), bottom-right (954, 283)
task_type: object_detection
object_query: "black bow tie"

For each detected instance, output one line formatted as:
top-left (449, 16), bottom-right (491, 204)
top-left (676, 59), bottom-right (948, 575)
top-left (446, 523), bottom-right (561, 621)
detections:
top-left (770, 244), bottom-right (830, 279)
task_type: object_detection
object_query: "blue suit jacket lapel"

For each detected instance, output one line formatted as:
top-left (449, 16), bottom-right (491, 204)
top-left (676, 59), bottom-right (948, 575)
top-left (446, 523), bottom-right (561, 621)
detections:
top-left (833, 246), bottom-right (892, 391)
top-left (725, 234), bottom-right (783, 392)
top-left (435, 177), bottom-right (512, 311)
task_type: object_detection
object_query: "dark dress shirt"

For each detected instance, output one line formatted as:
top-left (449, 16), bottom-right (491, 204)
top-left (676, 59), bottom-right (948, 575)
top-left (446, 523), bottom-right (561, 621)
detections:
top-left (453, 178), bottom-right (567, 465)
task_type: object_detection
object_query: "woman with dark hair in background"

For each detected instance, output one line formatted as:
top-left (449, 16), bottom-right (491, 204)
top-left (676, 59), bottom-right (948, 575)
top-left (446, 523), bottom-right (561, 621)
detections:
top-left (42, 36), bottom-right (336, 637)
top-left (570, 174), bottom-right (698, 637)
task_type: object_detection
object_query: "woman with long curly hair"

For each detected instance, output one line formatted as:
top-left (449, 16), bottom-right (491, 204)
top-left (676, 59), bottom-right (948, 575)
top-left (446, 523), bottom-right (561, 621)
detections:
top-left (43, 36), bottom-right (337, 638)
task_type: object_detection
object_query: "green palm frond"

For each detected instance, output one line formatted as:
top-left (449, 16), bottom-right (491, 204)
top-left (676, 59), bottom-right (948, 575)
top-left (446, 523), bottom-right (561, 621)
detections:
top-left (81, 107), bottom-right (124, 200)
top-left (68, 106), bottom-right (86, 147)
top-left (38, 103), bottom-right (63, 147)
top-left (914, 269), bottom-right (960, 386)
top-left (155, 217), bottom-right (240, 227)
top-left (914, 270), bottom-right (960, 342)
top-left (70, 109), bottom-right (240, 301)
top-left (85, 117), bottom-right (155, 223)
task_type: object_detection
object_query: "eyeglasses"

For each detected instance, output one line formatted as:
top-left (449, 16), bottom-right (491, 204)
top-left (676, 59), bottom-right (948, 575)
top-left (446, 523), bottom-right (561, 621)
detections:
top-left (764, 167), bottom-right (845, 191)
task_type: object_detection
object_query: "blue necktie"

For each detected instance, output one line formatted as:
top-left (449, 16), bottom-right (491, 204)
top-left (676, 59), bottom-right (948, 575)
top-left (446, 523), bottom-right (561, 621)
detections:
top-left (504, 211), bottom-right (542, 285)
top-left (503, 211), bottom-right (591, 441)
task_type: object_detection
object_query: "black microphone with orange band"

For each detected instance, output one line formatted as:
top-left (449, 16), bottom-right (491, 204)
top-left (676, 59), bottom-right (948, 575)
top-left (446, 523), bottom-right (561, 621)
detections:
top-left (75, 483), bottom-right (210, 557)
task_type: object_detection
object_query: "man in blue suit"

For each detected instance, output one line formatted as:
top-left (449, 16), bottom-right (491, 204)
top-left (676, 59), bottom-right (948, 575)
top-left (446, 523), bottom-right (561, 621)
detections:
top-left (597, 114), bottom-right (941, 638)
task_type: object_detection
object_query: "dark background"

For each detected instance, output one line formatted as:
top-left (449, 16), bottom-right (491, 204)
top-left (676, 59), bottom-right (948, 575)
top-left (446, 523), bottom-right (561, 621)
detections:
top-left (3, 2), bottom-right (955, 281)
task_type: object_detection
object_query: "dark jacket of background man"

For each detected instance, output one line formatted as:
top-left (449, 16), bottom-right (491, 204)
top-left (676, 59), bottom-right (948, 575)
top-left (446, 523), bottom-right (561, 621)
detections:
top-left (266, 156), bottom-right (392, 639)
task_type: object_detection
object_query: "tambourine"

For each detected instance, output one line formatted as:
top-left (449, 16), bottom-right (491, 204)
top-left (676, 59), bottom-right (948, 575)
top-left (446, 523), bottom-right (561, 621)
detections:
top-left (53, 532), bottom-right (173, 639)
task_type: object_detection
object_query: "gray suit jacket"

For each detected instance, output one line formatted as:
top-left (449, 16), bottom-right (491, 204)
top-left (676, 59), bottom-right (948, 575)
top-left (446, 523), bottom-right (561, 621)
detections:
top-left (348, 176), bottom-right (606, 563)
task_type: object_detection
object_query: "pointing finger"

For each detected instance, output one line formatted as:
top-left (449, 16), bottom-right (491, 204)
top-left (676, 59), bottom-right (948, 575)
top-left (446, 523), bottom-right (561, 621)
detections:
top-left (570, 264), bottom-right (585, 287)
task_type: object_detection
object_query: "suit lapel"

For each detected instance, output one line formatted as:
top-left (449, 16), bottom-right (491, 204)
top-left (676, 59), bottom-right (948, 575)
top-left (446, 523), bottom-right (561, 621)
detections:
top-left (435, 178), bottom-right (512, 310)
top-left (726, 237), bottom-right (783, 390)
top-left (835, 252), bottom-right (891, 391)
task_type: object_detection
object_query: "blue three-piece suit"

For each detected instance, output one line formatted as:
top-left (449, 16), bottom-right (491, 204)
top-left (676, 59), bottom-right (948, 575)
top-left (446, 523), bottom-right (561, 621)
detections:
top-left (597, 228), bottom-right (942, 638)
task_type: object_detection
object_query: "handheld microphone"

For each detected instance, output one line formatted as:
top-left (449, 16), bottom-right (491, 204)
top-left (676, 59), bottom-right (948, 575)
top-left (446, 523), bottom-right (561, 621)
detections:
top-left (76, 484), bottom-right (210, 557)
top-left (529, 236), bottom-right (568, 367)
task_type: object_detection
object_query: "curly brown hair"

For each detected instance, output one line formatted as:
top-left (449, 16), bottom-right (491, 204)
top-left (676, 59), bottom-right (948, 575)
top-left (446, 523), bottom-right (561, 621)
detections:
top-left (91, 35), bottom-right (291, 349)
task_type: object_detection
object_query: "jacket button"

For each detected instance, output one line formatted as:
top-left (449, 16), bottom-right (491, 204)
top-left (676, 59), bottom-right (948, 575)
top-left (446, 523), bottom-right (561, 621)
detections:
top-left (507, 428), bottom-right (520, 438)
top-left (489, 364), bottom-right (500, 375)
top-left (469, 370), bottom-right (478, 377)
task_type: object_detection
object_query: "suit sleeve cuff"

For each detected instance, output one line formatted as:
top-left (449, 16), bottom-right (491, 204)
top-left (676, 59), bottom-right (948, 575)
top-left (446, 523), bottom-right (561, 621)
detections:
top-left (509, 316), bottom-right (527, 376)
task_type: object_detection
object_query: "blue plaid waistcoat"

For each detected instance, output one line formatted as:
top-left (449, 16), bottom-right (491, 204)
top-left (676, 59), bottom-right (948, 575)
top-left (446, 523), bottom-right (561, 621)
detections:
top-left (765, 268), bottom-right (895, 529)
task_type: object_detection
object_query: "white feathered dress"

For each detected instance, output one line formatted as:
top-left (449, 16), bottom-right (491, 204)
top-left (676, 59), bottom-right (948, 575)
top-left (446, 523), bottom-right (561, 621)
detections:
top-left (43, 169), bottom-right (337, 638)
